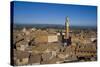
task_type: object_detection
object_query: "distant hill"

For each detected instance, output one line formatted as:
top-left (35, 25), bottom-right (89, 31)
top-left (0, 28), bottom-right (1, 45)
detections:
top-left (13, 24), bottom-right (97, 30)
top-left (13, 24), bottom-right (64, 30)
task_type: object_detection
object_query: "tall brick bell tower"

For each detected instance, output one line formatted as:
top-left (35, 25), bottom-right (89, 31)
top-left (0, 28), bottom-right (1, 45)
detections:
top-left (64, 16), bottom-right (72, 46)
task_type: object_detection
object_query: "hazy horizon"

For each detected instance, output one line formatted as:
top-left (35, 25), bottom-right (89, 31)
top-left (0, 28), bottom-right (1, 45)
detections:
top-left (13, 23), bottom-right (97, 29)
top-left (14, 22), bottom-right (97, 27)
